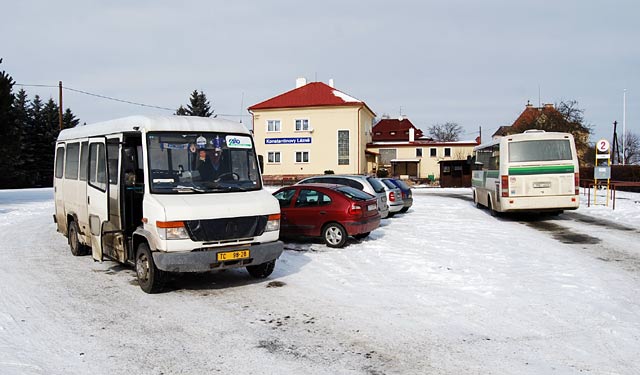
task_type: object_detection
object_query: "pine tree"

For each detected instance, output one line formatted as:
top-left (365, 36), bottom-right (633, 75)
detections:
top-left (176, 90), bottom-right (214, 117)
top-left (0, 58), bottom-right (17, 188)
top-left (62, 108), bottom-right (79, 129)
top-left (37, 98), bottom-right (60, 186)
top-left (12, 89), bottom-right (31, 186)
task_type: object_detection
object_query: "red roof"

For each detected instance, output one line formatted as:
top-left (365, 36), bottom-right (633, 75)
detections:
top-left (248, 82), bottom-right (373, 114)
top-left (372, 118), bottom-right (424, 142)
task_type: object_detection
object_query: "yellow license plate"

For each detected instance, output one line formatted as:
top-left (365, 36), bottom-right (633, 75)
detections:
top-left (217, 250), bottom-right (250, 262)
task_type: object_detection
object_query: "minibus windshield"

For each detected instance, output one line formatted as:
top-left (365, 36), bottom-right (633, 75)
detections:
top-left (147, 132), bottom-right (261, 194)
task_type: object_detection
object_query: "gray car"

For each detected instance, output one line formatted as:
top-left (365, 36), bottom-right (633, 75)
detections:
top-left (296, 175), bottom-right (390, 218)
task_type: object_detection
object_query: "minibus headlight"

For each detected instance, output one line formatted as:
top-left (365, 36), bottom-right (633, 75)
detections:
top-left (156, 221), bottom-right (190, 240)
top-left (265, 214), bottom-right (280, 232)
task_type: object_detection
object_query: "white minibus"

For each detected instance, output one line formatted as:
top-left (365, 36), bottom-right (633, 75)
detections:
top-left (471, 130), bottom-right (580, 215)
top-left (54, 115), bottom-right (283, 293)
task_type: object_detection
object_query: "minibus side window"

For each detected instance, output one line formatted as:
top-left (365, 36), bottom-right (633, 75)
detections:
top-left (55, 146), bottom-right (65, 179)
top-left (107, 142), bottom-right (119, 185)
top-left (89, 143), bottom-right (107, 191)
top-left (64, 143), bottom-right (80, 180)
top-left (79, 141), bottom-right (89, 181)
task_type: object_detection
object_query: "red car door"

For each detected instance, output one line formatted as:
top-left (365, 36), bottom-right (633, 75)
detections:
top-left (273, 188), bottom-right (297, 234)
top-left (285, 188), bottom-right (332, 236)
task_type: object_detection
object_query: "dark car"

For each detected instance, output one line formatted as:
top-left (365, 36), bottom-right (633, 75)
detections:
top-left (382, 178), bottom-right (413, 213)
top-left (273, 183), bottom-right (381, 248)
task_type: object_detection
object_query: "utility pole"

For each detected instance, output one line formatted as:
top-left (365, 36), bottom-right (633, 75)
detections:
top-left (623, 89), bottom-right (627, 165)
top-left (58, 81), bottom-right (64, 130)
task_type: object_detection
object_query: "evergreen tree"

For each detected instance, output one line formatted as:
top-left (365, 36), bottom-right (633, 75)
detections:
top-left (176, 90), bottom-right (214, 117)
top-left (0, 58), bottom-right (17, 188)
top-left (37, 98), bottom-right (60, 186)
top-left (62, 108), bottom-right (79, 129)
top-left (12, 89), bottom-right (31, 186)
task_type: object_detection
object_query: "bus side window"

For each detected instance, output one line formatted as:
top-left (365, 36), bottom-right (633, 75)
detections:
top-left (79, 141), bottom-right (89, 181)
top-left (55, 146), bottom-right (65, 179)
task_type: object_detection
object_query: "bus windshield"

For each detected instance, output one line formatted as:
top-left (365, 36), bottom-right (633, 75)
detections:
top-left (147, 132), bottom-right (261, 194)
top-left (509, 139), bottom-right (572, 163)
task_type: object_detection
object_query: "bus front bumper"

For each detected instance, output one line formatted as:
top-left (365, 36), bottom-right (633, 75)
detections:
top-left (152, 241), bottom-right (284, 273)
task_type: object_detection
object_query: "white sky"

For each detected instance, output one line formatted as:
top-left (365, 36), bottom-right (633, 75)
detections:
top-left (2, 0), bottom-right (638, 143)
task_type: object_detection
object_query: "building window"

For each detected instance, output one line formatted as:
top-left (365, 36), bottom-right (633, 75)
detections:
top-left (267, 151), bottom-right (281, 163)
top-left (267, 120), bottom-right (281, 132)
top-left (416, 148), bottom-right (423, 157)
top-left (390, 131), bottom-right (396, 135)
top-left (295, 119), bottom-right (309, 131)
top-left (430, 148), bottom-right (437, 157)
top-left (295, 151), bottom-right (309, 163)
top-left (444, 147), bottom-right (451, 157)
top-left (338, 130), bottom-right (349, 165)
top-left (379, 148), bottom-right (397, 165)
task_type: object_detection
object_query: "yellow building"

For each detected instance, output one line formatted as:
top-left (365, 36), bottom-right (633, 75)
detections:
top-left (249, 79), bottom-right (376, 181)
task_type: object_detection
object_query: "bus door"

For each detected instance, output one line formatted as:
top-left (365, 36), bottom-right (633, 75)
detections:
top-left (87, 137), bottom-right (109, 261)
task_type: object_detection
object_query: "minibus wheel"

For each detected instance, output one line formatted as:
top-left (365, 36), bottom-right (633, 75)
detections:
top-left (135, 243), bottom-right (166, 293)
top-left (246, 260), bottom-right (275, 278)
top-left (68, 221), bottom-right (88, 256)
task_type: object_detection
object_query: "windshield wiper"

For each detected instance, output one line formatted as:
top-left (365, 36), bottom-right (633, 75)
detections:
top-left (173, 185), bottom-right (206, 193)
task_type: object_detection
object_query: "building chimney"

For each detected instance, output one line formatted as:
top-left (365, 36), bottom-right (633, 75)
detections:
top-left (296, 77), bottom-right (307, 88)
top-left (544, 103), bottom-right (554, 109)
top-left (328, 78), bottom-right (334, 88)
top-left (409, 127), bottom-right (415, 142)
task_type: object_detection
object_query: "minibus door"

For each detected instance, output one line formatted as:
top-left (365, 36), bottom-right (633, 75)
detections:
top-left (87, 138), bottom-right (109, 261)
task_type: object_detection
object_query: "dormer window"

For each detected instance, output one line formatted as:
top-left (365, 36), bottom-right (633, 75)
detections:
top-left (390, 131), bottom-right (396, 135)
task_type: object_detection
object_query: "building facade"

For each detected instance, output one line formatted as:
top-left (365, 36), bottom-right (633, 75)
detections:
top-left (367, 117), bottom-right (478, 181)
top-left (249, 79), bottom-right (375, 181)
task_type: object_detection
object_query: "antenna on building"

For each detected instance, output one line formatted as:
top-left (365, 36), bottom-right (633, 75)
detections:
top-left (538, 84), bottom-right (541, 107)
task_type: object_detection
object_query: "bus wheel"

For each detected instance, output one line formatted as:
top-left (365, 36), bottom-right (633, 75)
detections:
top-left (488, 196), bottom-right (500, 217)
top-left (135, 243), bottom-right (166, 294)
top-left (68, 220), bottom-right (88, 256)
top-left (247, 260), bottom-right (276, 278)
top-left (473, 191), bottom-right (482, 209)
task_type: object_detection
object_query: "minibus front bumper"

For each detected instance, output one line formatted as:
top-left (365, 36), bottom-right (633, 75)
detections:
top-left (152, 241), bottom-right (284, 273)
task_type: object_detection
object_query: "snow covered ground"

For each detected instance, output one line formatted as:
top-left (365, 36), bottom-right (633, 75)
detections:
top-left (0, 187), bottom-right (639, 374)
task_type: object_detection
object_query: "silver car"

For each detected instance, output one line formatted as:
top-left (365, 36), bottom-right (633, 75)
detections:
top-left (296, 175), bottom-right (390, 218)
top-left (379, 178), bottom-right (404, 216)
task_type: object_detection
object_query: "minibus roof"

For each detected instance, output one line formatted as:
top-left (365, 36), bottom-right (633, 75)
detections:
top-left (57, 115), bottom-right (251, 141)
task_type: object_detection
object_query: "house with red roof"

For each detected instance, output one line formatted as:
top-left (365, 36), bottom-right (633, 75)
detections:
top-left (366, 115), bottom-right (479, 182)
top-left (248, 78), bottom-right (376, 181)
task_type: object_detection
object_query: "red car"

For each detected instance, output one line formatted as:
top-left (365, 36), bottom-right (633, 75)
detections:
top-left (273, 183), bottom-right (381, 248)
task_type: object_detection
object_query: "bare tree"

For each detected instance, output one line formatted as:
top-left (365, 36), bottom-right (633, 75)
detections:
top-left (619, 131), bottom-right (640, 165)
top-left (428, 122), bottom-right (462, 141)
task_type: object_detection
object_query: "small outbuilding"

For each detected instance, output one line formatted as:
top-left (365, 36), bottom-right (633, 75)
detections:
top-left (438, 160), bottom-right (472, 187)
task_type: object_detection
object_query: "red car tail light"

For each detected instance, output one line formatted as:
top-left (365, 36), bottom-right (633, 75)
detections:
top-left (348, 202), bottom-right (363, 217)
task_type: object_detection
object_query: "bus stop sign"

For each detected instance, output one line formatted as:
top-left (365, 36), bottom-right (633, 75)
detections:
top-left (594, 166), bottom-right (611, 179)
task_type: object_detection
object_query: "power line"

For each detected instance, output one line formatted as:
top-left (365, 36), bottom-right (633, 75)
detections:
top-left (15, 83), bottom-right (249, 117)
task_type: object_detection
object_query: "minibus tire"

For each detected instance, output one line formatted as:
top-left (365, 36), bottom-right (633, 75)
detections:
top-left (136, 243), bottom-right (166, 294)
top-left (247, 260), bottom-right (275, 278)
top-left (68, 221), bottom-right (88, 256)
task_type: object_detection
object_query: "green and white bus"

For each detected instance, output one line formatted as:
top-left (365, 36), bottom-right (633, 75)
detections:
top-left (471, 130), bottom-right (580, 215)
